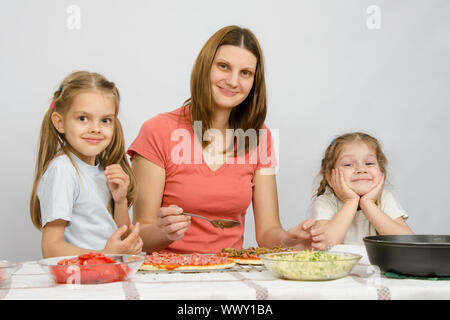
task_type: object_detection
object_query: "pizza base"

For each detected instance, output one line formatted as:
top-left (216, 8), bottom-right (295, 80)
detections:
top-left (140, 261), bottom-right (235, 271)
top-left (230, 258), bottom-right (263, 265)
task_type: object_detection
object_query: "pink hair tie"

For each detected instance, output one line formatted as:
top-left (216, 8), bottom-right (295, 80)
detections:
top-left (50, 101), bottom-right (55, 109)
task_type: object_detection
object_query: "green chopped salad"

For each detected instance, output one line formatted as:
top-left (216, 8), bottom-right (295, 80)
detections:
top-left (262, 250), bottom-right (361, 280)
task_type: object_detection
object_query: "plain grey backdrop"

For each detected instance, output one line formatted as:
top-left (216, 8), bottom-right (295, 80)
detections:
top-left (1, 0), bottom-right (449, 261)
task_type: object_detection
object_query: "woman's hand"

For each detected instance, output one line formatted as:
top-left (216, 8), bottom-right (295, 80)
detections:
top-left (329, 168), bottom-right (360, 203)
top-left (105, 164), bottom-right (130, 205)
top-left (104, 223), bottom-right (143, 254)
top-left (281, 218), bottom-right (315, 250)
top-left (360, 174), bottom-right (385, 206)
top-left (156, 205), bottom-right (191, 242)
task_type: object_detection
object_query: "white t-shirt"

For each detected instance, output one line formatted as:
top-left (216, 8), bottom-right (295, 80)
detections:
top-left (37, 153), bottom-right (117, 250)
top-left (310, 186), bottom-right (409, 244)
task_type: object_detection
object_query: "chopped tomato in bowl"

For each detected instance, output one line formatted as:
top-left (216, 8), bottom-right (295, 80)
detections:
top-left (38, 252), bottom-right (144, 284)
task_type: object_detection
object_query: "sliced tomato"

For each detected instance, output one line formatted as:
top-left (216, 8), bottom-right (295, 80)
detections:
top-left (50, 252), bottom-right (130, 284)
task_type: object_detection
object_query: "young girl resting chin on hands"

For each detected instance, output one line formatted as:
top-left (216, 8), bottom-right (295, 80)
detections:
top-left (309, 132), bottom-right (413, 249)
top-left (30, 71), bottom-right (143, 258)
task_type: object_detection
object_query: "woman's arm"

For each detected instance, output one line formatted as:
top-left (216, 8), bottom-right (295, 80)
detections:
top-left (252, 168), bottom-right (283, 247)
top-left (252, 168), bottom-right (313, 249)
top-left (131, 154), bottom-right (190, 252)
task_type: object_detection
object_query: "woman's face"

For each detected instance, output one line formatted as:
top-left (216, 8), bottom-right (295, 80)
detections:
top-left (210, 45), bottom-right (257, 110)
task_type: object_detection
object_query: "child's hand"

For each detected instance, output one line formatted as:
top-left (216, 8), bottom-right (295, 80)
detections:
top-left (329, 168), bottom-right (360, 203)
top-left (105, 164), bottom-right (130, 204)
top-left (310, 224), bottom-right (333, 251)
top-left (103, 223), bottom-right (143, 255)
top-left (360, 174), bottom-right (385, 205)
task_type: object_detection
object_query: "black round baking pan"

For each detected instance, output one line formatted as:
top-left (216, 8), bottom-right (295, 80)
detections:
top-left (363, 235), bottom-right (450, 277)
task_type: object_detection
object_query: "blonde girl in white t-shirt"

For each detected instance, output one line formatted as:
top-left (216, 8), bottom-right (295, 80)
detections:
top-left (30, 71), bottom-right (143, 258)
top-left (309, 132), bottom-right (413, 249)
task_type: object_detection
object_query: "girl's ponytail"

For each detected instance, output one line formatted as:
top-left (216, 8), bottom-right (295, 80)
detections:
top-left (99, 118), bottom-right (137, 215)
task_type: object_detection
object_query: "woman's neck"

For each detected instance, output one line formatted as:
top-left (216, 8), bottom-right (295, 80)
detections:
top-left (211, 107), bottom-right (232, 133)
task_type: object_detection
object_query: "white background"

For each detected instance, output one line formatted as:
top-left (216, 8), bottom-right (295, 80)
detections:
top-left (1, 0), bottom-right (449, 261)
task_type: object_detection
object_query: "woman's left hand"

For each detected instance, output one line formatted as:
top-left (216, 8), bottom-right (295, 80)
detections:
top-left (105, 164), bottom-right (130, 204)
top-left (281, 218), bottom-right (315, 249)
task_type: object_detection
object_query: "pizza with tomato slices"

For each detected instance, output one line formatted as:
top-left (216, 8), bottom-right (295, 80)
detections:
top-left (140, 252), bottom-right (235, 271)
top-left (218, 246), bottom-right (293, 265)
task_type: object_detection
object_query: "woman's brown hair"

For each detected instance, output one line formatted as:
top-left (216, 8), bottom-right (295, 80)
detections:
top-left (185, 25), bottom-right (267, 154)
top-left (30, 71), bottom-right (136, 230)
top-left (315, 132), bottom-right (388, 197)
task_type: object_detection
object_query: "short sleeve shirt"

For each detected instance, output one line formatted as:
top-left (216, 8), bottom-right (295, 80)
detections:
top-left (127, 106), bottom-right (277, 253)
top-left (37, 153), bottom-right (117, 250)
top-left (310, 186), bottom-right (408, 244)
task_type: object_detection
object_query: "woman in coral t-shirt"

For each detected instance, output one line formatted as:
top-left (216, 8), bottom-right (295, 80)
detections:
top-left (127, 26), bottom-right (314, 254)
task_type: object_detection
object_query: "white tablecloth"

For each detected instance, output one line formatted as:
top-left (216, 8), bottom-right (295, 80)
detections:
top-left (1, 245), bottom-right (450, 300)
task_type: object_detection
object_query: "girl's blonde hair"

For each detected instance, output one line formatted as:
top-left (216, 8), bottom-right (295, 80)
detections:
top-left (30, 71), bottom-right (136, 230)
top-left (315, 132), bottom-right (388, 197)
top-left (184, 25), bottom-right (267, 155)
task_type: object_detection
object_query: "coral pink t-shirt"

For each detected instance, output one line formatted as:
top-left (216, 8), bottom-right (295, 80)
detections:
top-left (127, 106), bottom-right (277, 254)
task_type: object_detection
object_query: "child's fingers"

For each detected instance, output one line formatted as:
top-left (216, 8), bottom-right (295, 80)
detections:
top-left (110, 225), bottom-right (127, 240)
top-left (105, 170), bottom-right (129, 181)
top-left (333, 168), bottom-right (340, 190)
top-left (300, 218), bottom-right (314, 231)
top-left (106, 170), bottom-right (128, 180)
top-left (124, 222), bottom-right (141, 243)
top-left (338, 169), bottom-right (347, 188)
top-left (311, 241), bottom-right (327, 251)
top-left (132, 237), bottom-right (143, 254)
top-left (378, 174), bottom-right (385, 187)
top-left (105, 164), bottom-right (123, 172)
top-left (310, 226), bottom-right (325, 236)
top-left (327, 169), bottom-right (334, 189)
top-left (312, 234), bottom-right (325, 242)
top-left (106, 175), bottom-right (128, 186)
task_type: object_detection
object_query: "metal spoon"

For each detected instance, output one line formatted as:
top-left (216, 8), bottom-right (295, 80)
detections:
top-left (182, 212), bottom-right (240, 229)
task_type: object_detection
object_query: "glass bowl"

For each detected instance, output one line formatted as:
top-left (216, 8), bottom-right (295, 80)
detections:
top-left (260, 250), bottom-right (362, 281)
top-left (38, 253), bottom-right (144, 284)
top-left (0, 260), bottom-right (20, 282)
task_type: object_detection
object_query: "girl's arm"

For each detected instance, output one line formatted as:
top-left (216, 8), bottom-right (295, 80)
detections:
top-left (312, 199), bottom-right (360, 247)
top-left (131, 154), bottom-right (190, 252)
top-left (42, 219), bottom-right (97, 258)
top-left (252, 168), bottom-right (313, 249)
top-left (359, 199), bottom-right (413, 235)
top-left (104, 164), bottom-right (132, 236)
top-left (359, 175), bottom-right (413, 235)
top-left (42, 219), bottom-right (143, 258)
top-left (311, 168), bottom-right (361, 248)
